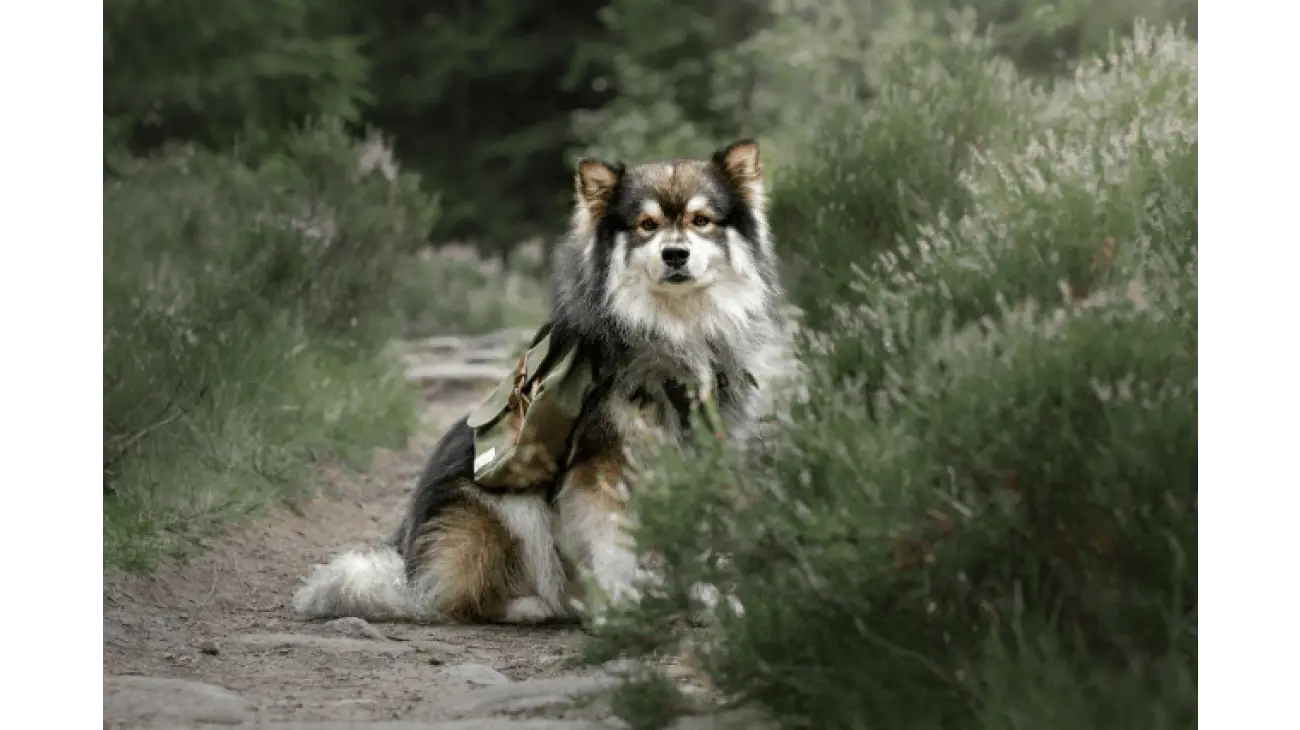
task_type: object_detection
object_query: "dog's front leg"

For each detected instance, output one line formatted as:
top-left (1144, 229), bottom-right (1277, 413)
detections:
top-left (554, 464), bottom-right (640, 623)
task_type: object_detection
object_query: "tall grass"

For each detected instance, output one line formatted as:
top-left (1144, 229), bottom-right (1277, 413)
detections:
top-left (103, 123), bottom-right (434, 570)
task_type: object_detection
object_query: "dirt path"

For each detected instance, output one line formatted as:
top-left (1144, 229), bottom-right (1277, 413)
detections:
top-left (103, 329), bottom-right (734, 730)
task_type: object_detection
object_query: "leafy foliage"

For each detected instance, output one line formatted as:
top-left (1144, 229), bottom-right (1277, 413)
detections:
top-left (392, 245), bottom-right (549, 338)
top-left (103, 123), bottom-right (434, 568)
top-left (586, 17), bottom-right (1197, 730)
top-left (768, 6), bottom-right (1039, 332)
top-left (910, 0), bottom-right (1198, 76)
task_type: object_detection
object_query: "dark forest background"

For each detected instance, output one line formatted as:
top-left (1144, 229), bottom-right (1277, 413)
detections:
top-left (105, 0), bottom-right (1195, 257)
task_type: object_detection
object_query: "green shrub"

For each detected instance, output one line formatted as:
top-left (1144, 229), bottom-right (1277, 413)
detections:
top-left (572, 0), bottom-right (1196, 191)
top-left (909, 0), bottom-right (1198, 77)
top-left (392, 245), bottom-right (549, 339)
top-left (768, 6), bottom-right (1040, 332)
top-left (103, 121), bottom-right (436, 570)
top-left (587, 18), bottom-right (1196, 730)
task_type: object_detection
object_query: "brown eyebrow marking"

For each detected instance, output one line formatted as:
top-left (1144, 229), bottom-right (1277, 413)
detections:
top-left (632, 199), bottom-right (666, 233)
top-left (684, 195), bottom-right (716, 217)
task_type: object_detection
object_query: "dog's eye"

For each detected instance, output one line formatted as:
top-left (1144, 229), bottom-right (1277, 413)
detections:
top-left (691, 214), bottom-right (713, 228)
top-left (639, 219), bottom-right (659, 232)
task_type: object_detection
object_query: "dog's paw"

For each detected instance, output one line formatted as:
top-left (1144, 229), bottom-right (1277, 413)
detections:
top-left (572, 576), bottom-right (645, 633)
top-left (501, 596), bottom-right (558, 625)
top-left (570, 596), bottom-right (615, 634)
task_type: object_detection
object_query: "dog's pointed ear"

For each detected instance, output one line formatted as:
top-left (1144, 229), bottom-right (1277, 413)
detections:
top-left (712, 139), bottom-right (763, 204)
top-left (574, 158), bottom-right (623, 220)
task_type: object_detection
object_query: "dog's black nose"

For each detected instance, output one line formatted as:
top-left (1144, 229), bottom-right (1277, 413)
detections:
top-left (661, 247), bottom-right (690, 268)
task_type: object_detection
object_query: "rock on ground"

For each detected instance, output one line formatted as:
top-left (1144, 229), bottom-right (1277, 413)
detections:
top-left (104, 675), bottom-right (252, 726)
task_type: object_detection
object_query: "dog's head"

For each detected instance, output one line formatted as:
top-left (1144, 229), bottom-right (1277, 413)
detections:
top-left (566, 140), bottom-right (776, 344)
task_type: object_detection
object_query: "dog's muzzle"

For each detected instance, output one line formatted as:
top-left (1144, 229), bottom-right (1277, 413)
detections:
top-left (660, 246), bottom-right (693, 284)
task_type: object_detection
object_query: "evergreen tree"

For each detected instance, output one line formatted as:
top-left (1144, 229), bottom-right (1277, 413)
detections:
top-left (345, 0), bottom-right (612, 255)
top-left (104, 0), bottom-right (370, 153)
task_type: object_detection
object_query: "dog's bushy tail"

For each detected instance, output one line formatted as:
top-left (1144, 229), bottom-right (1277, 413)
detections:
top-left (292, 546), bottom-right (416, 621)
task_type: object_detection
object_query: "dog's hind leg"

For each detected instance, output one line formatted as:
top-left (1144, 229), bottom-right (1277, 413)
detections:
top-left (407, 500), bottom-right (521, 623)
top-left (409, 493), bottom-right (571, 624)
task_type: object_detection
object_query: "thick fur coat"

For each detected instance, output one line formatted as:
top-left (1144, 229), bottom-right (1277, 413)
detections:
top-left (292, 140), bottom-right (792, 625)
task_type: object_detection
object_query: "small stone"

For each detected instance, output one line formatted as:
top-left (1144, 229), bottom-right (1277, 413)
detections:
top-left (441, 673), bottom-right (620, 715)
top-left (200, 639), bottom-right (221, 655)
top-left (322, 616), bottom-right (389, 641)
top-left (599, 658), bottom-right (641, 676)
top-left (231, 632), bottom-right (413, 656)
top-left (412, 638), bottom-right (468, 660)
top-left (434, 662), bottom-right (511, 688)
top-left (667, 707), bottom-right (777, 730)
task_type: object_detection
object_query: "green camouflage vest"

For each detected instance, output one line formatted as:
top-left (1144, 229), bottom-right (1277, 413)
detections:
top-left (465, 325), bottom-right (595, 490)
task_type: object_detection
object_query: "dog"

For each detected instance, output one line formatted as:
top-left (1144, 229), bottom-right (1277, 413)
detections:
top-left (292, 139), bottom-right (793, 626)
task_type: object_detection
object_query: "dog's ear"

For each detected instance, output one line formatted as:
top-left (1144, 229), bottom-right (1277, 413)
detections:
top-left (712, 139), bottom-right (763, 205)
top-left (574, 158), bottom-right (624, 220)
